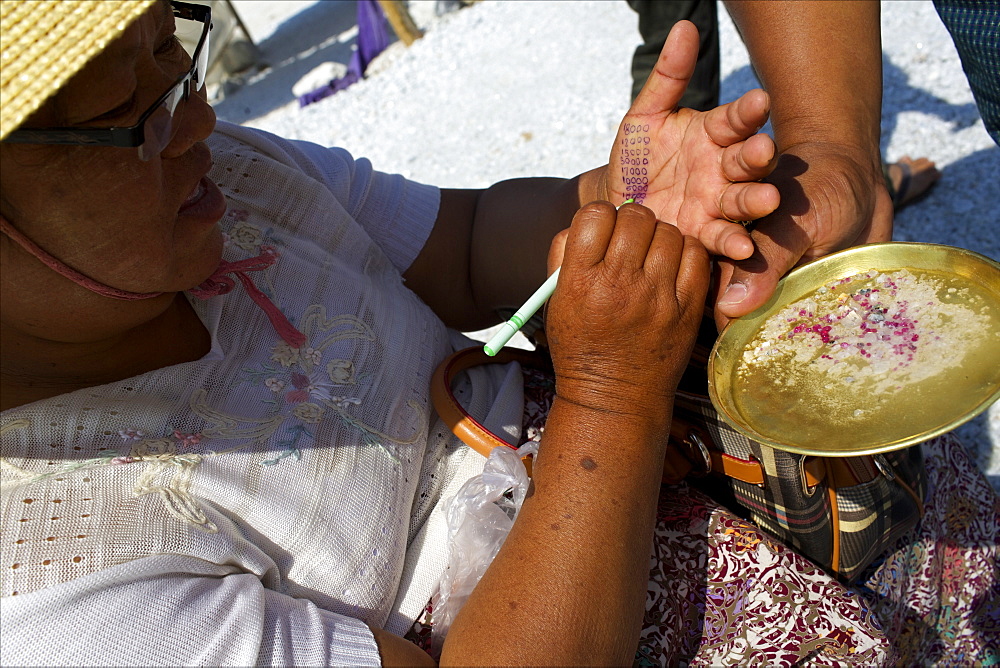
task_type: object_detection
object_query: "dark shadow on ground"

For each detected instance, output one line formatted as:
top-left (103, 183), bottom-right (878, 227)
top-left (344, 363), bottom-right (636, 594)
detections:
top-left (878, 54), bottom-right (982, 155)
top-left (892, 146), bottom-right (1000, 250)
top-left (720, 52), bottom-right (982, 153)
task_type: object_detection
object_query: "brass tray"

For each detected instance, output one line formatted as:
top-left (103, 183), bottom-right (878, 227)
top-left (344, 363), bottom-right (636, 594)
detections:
top-left (708, 242), bottom-right (1000, 456)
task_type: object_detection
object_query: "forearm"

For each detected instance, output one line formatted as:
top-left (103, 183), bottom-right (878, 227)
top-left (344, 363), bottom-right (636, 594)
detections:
top-left (441, 202), bottom-right (708, 664)
top-left (440, 396), bottom-right (670, 666)
top-left (724, 0), bottom-right (883, 159)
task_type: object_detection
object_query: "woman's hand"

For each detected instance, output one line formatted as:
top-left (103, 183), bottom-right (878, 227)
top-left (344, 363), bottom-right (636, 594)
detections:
top-left (604, 20), bottom-right (780, 261)
top-left (544, 201), bottom-right (709, 418)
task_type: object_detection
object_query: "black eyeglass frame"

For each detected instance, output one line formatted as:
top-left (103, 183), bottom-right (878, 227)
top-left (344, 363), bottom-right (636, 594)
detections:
top-left (2, 1), bottom-right (212, 150)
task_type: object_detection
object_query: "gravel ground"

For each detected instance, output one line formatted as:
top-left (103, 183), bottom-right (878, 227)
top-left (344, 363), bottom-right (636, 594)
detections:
top-left (220, 0), bottom-right (999, 488)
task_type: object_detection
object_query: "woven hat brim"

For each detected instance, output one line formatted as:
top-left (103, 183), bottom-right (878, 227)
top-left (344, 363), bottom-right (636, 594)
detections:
top-left (1, 0), bottom-right (158, 140)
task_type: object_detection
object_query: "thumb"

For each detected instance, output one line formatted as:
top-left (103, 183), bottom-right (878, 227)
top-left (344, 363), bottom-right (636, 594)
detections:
top-left (539, 228), bottom-right (571, 344)
top-left (713, 219), bottom-right (813, 328)
top-left (547, 228), bottom-right (570, 276)
top-left (630, 20), bottom-right (699, 116)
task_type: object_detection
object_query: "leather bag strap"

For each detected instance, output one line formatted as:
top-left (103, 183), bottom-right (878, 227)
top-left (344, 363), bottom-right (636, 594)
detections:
top-left (430, 346), bottom-right (547, 463)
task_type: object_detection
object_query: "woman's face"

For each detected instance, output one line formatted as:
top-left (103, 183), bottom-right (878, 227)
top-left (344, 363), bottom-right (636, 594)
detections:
top-left (0, 0), bottom-right (226, 296)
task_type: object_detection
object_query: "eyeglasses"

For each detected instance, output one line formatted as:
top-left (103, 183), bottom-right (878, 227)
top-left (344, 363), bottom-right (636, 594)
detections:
top-left (2, 1), bottom-right (212, 161)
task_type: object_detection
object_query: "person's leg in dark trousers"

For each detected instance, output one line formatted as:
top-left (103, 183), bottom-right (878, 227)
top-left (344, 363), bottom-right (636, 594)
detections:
top-left (627, 0), bottom-right (719, 109)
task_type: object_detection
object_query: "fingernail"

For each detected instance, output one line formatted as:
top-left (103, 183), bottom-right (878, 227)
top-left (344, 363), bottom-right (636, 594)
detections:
top-left (719, 281), bottom-right (747, 306)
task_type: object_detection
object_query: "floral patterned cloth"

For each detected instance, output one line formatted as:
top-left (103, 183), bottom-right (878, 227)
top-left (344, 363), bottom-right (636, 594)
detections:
top-left (409, 367), bottom-right (1000, 666)
top-left (638, 432), bottom-right (999, 666)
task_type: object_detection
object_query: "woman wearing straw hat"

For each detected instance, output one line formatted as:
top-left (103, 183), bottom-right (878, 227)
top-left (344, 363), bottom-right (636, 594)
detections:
top-left (0, 1), bottom-right (996, 666)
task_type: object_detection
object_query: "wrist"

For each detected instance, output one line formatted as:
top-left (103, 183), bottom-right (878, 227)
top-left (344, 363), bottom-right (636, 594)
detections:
top-left (539, 393), bottom-right (672, 470)
top-left (774, 138), bottom-right (883, 182)
top-left (551, 382), bottom-right (675, 426)
top-left (770, 117), bottom-right (881, 169)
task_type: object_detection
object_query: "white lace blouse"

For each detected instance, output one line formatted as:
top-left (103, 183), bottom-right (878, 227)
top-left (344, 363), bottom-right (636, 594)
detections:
top-left (0, 122), bottom-right (526, 666)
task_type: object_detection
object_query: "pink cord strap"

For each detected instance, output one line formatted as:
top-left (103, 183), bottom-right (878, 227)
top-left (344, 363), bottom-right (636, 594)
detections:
top-left (188, 245), bottom-right (307, 348)
top-left (1, 216), bottom-right (306, 348)
top-left (0, 216), bottom-right (163, 301)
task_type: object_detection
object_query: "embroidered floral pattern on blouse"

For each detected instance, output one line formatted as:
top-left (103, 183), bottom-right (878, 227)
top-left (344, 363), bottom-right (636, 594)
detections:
top-left (120, 431), bottom-right (216, 532)
top-left (234, 306), bottom-right (424, 467)
top-left (227, 208), bottom-right (250, 223)
top-left (229, 220), bottom-right (263, 250)
top-left (1, 421), bottom-right (218, 533)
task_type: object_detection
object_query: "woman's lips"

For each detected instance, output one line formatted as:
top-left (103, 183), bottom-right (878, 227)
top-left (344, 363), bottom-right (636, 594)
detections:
top-left (180, 178), bottom-right (206, 209)
top-left (178, 176), bottom-right (227, 221)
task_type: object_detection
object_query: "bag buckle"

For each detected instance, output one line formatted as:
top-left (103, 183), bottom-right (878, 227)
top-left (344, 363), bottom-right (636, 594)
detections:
top-left (800, 457), bottom-right (818, 497)
top-left (686, 430), bottom-right (712, 474)
top-left (873, 454), bottom-right (896, 481)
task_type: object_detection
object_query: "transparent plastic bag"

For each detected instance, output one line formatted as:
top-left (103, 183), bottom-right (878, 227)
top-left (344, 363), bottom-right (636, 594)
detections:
top-left (430, 441), bottom-right (538, 653)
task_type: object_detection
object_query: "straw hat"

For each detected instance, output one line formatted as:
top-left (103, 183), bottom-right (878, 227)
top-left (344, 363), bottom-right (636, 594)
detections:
top-left (0, 0), bottom-right (156, 140)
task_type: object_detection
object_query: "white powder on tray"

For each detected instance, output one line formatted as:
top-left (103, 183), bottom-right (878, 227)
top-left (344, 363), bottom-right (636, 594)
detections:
top-left (738, 268), bottom-right (991, 398)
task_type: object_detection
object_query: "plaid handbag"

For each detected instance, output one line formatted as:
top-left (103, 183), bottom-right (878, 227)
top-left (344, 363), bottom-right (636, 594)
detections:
top-left (665, 381), bottom-right (927, 581)
top-left (432, 332), bottom-right (927, 583)
top-left (660, 323), bottom-right (927, 581)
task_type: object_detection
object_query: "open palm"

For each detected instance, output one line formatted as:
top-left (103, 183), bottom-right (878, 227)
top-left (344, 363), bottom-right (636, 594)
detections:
top-left (605, 21), bottom-right (779, 261)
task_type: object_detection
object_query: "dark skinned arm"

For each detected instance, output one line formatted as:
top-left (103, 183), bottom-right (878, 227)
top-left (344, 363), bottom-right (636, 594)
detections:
top-left (714, 0), bottom-right (891, 328)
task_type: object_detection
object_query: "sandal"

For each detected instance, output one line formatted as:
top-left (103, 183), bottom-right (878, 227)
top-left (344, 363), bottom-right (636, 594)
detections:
top-left (883, 156), bottom-right (940, 212)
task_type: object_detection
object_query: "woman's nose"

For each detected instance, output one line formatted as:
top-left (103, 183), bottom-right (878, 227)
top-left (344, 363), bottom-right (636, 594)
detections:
top-left (161, 86), bottom-right (216, 158)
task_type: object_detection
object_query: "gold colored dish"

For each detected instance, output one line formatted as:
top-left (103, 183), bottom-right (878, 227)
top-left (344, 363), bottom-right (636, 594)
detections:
top-left (708, 243), bottom-right (1000, 456)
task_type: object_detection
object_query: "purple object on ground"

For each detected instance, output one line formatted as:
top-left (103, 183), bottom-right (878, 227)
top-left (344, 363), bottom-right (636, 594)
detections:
top-left (298, 0), bottom-right (393, 107)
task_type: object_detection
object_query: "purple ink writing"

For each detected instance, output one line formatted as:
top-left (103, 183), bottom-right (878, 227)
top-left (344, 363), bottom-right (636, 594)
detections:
top-left (619, 122), bottom-right (651, 204)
